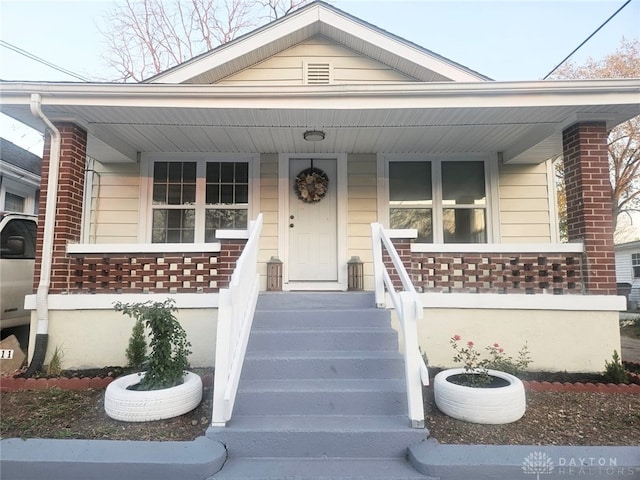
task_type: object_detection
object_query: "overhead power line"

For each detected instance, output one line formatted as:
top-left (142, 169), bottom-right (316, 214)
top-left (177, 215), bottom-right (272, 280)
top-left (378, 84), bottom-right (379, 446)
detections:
top-left (543, 0), bottom-right (634, 79)
top-left (0, 40), bottom-right (90, 82)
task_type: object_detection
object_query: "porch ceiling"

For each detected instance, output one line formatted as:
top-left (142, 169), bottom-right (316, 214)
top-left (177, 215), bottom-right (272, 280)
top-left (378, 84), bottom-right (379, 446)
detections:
top-left (1, 80), bottom-right (638, 164)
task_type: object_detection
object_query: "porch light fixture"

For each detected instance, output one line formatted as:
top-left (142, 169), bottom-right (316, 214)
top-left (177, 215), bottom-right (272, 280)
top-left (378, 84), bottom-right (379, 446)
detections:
top-left (303, 130), bottom-right (325, 142)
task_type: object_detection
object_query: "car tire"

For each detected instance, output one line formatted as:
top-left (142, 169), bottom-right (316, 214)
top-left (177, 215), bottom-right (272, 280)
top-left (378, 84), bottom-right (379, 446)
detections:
top-left (434, 368), bottom-right (526, 424)
top-left (104, 371), bottom-right (203, 422)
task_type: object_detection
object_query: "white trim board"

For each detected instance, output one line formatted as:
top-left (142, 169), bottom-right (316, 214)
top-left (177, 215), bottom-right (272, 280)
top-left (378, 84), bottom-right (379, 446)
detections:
top-left (410, 243), bottom-right (584, 254)
top-left (24, 293), bottom-right (220, 311)
top-left (416, 292), bottom-right (625, 311)
top-left (67, 243), bottom-right (222, 254)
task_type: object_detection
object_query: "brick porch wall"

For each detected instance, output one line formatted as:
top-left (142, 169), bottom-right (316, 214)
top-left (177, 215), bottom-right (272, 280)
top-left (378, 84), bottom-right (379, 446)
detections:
top-left (383, 238), bottom-right (584, 295)
top-left (34, 123), bottom-right (87, 292)
top-left (60, 240), bottom-right (245, 295)
top-left (562, 122), bottom-right (616, 295)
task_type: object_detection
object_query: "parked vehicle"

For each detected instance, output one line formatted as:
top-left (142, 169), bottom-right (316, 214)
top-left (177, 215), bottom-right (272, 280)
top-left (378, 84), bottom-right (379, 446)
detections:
top-left (0, 212), bottom-right (37, 329)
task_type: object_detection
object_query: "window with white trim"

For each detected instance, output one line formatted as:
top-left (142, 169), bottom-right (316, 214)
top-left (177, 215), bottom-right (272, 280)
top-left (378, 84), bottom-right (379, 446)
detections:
top-left (151, 159), bottom-right (250, 243)
top-left (633, 253), bottom-right (640, 278)
top-left (388, 158), bottom-right (488, 243)
top-left (4, 192), bottom-right (25, 213)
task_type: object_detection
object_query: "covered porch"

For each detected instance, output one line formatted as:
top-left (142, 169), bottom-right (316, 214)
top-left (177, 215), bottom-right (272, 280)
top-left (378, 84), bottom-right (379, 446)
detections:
top-left (0, 79), bottom-right (637, 372)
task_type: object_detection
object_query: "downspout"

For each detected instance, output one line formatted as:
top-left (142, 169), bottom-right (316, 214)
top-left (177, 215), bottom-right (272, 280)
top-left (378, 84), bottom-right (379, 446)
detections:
top-left (23, 93), bottom-right (60, 375)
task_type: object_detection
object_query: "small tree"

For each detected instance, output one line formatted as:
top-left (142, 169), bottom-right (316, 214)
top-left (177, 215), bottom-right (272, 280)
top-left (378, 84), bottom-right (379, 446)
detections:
top-left (125, 318), bottom-right (147, 370)
top-left (115, 299), bottom-right (191, 390)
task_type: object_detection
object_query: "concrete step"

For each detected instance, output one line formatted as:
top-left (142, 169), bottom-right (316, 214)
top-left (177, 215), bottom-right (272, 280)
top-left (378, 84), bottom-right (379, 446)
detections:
top-left (234, 379), bottom-right (407, 416)
top-left (252, 308), bottom-right (391, 329)
top-left (240, 350), bottom-right (405, 380)
top-left (246, 328), bottom-right (398, 352)
top-left (210, 457), bottom-right (434, 479)
top-left (256, 292), bottom-right (375, 310)
top-left (206, 415), bottom-right (426, 458)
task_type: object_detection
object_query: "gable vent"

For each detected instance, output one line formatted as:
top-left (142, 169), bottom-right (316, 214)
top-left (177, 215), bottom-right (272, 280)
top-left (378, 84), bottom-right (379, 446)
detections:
top-left (305, 62), bottom-right (332, 85)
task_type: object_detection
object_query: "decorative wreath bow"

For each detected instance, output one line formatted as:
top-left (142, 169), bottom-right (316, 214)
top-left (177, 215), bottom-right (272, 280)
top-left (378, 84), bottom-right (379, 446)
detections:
top-left (294, 167), bottom-right (329, 203)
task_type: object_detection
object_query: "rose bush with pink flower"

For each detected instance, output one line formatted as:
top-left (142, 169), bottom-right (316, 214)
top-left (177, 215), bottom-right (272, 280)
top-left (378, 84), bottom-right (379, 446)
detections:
top-left (449, 335), bottom-right (532, 387)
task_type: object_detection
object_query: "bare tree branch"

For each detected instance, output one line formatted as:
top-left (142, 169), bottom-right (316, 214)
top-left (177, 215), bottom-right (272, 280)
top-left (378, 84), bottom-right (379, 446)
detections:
top-left (551, 38), bottom-right (640, 238)
top-left (99, 0), bottom-right (316, 82)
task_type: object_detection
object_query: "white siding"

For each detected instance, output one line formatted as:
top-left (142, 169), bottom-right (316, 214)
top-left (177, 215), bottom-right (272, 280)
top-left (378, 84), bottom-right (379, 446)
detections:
top-left (498, 162), bottom-right (552, 243)
top-left (218, 36), bottom-right (417, 86)
top-left (89, 162), bottom-right (140, 243)
top-left (615, 252), bottom-right (633, 284)
top-left (615, 243), bottom-right (640, 285)
top-left (259, 153), bottom-right (279, 259)
top-left (347, 154), bottom-right (378, 289)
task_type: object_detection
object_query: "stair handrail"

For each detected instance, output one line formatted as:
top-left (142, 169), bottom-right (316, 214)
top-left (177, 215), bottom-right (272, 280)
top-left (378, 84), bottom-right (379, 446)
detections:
top-left (371, 223), bottom-right (429, 429)
top-left (212, 213), bottom-right (263, 426)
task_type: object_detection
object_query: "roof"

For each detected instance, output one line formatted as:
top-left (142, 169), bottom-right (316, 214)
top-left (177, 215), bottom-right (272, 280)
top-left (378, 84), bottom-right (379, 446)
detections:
top-left (147, 0), bottom-right (490, 84)
top-left (0, 138), bottom-right (42, 175)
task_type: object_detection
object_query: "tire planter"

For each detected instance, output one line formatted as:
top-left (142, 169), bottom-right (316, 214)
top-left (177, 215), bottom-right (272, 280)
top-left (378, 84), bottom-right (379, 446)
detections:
top-left (104, 371), bottom-right (203, 422)
top-left (434, 368), bottom-right (526, 424)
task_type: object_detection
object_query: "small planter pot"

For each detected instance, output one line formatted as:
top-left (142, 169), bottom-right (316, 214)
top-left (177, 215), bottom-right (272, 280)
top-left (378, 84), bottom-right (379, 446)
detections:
top-left (434, 368), bottom-right (526, 424)
top-left (104, 371), bottom-right (203, 422)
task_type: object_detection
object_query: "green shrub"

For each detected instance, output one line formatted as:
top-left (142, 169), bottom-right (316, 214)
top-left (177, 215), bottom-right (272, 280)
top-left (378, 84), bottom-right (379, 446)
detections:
top-left (125, 318), bottom-right (147, 370)
top-left (604, 350), bottom-right (629, 384)
top-left (114, 299), bottom-right (191, 390)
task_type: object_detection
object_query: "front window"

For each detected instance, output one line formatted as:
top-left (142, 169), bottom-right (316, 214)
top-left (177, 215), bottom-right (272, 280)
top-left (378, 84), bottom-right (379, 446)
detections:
top-left (151, 158), bottom-right (251, 243)
top-left (633, 253), bottom-right (640, 278)
top-left (4, 192), bottom-right (25, 213)
top-left (389, 161), bottom-right (433, 242)
top-left (388, 158), bottom-right (487, 243)
top-left (441, 161), bottom-right (486, 243)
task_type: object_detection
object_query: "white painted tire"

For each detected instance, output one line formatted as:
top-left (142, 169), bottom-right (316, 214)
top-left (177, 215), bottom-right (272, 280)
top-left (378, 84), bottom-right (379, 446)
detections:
top-left (104, 371), bottom-right (203, 422)
top-left (434, 368), bottom-right (526, 424)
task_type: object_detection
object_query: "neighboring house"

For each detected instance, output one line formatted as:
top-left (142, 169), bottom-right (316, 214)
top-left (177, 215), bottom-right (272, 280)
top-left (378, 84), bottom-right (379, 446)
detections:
top-left (616, 240), bottom-right (640, 310)
top-left (0, 138), bottom-right (41, 214)
top-left (0, 1), bottom-right (638, 372)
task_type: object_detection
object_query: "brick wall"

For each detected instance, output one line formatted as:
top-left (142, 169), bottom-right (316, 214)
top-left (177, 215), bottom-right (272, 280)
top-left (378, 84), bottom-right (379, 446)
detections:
top-left (66, 253), bottom-right (220, 294)
top-left (562, 122), bottom-right (616, 295)
top-left (412, 253), bottom-right (582, 294)
top-left (34, 123), bottom-right (87, 291)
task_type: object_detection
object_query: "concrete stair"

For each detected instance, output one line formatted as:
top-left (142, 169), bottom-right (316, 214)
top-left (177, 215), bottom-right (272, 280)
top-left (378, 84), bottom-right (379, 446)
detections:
top-left (207, 292), bottom-right (430, 479)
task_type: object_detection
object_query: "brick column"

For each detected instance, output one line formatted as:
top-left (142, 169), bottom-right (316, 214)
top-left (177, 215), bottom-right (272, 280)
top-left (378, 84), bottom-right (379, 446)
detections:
top-left (383, 238), bottom-right (412, 290)
top-left (562, 122), bottom-right (616, 295)
top-left (218, 239), bottom-right (246, 288)
top-left (34, 123), bottom-right (87, 293)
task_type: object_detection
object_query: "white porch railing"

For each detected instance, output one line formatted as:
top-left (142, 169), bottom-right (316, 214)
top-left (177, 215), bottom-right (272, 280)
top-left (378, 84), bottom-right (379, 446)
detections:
top-left (211, 214), bottom-right (263, 426)
top-left (371, 223), bottom-right (429, 429)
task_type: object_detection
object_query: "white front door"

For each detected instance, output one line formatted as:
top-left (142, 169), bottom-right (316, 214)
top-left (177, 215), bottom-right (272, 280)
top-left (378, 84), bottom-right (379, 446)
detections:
top-left (288, 158), bottom-right (338, 282)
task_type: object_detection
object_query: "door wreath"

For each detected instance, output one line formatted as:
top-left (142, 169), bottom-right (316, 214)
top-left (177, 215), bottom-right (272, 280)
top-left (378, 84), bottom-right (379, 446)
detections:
top-left (294, 167), bottom-right (329, 203)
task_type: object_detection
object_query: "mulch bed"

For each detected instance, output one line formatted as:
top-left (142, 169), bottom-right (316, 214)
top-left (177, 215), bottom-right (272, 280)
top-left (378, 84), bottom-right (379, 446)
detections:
top-left (2, 363), bottom-right (640, 392)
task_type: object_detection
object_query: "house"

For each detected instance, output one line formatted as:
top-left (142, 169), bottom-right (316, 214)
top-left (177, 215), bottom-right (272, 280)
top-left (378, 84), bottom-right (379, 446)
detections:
top-left (616, 240), bottom-right (640, 310)
top-left (0, 1), bottom-right (638, 373)
top-left (0, 138), bottom-right (41, 214)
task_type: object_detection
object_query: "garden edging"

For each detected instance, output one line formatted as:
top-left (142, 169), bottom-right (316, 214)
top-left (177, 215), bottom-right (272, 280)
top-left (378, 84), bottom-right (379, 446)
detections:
top-left (0, 372), bottom-right (214, 392)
